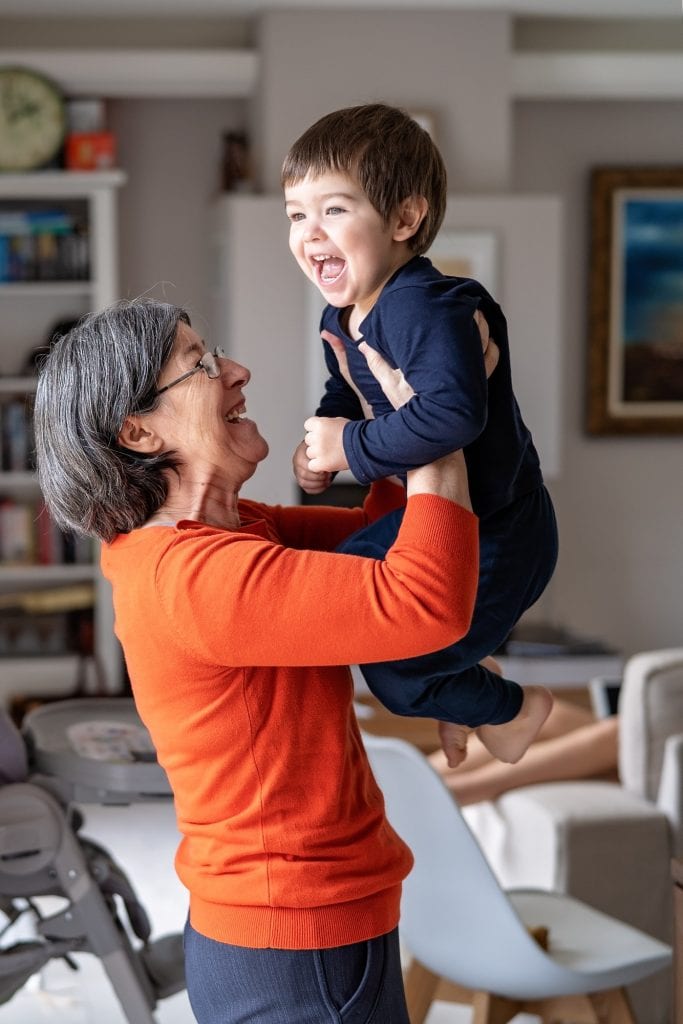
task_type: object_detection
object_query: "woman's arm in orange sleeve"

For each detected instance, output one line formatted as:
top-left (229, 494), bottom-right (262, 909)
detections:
top-left (264, 477), bottom-right (406, 552)
top-left (159, 492), bottom-right (477, 669)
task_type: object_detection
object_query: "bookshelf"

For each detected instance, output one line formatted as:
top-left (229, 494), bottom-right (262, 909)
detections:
top-left (0, 170), bottom-right (126, 703)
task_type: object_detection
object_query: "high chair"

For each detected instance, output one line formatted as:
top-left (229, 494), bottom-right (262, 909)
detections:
top-left (0, 700), bottom-right (184, 1022)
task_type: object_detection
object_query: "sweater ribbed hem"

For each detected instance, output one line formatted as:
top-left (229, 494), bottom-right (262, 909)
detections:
top-left (189, 884), bottom-right (402, 950)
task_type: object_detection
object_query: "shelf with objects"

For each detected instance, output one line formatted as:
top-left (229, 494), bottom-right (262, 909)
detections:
top-left (0, 170), bottom-right (126, 710)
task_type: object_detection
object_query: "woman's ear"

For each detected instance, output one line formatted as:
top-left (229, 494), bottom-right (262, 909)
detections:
top-left (117, 415), bottom-right (164, 454)
top-left (392, 195), bottom-right (428, 243)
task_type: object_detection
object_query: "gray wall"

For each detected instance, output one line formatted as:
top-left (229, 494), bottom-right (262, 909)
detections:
top-left (513, 99), bottom-right (683, 654)
top-left (255, 10), bottom-right (512, 193)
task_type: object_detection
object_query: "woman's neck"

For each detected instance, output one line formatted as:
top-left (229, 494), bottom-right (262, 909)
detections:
top-left (148, 468), bottom-right (242, 530)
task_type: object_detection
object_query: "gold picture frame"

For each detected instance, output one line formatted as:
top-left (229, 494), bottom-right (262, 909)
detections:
top-left (587, 167), bottom-right (683, 435)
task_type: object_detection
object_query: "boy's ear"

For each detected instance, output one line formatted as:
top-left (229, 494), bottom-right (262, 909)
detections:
top-left (117, 415), bottom-right (165, 454)
top-left (392, 195), bottom-right (428, 243)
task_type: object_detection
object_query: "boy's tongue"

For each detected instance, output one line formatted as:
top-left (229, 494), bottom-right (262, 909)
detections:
top-left (320, 257), bottom-right (345, 283)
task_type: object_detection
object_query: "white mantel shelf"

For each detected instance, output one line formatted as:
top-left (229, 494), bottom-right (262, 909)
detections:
top-left (513, 52), bottom-right (683, 100)
top-left (0, 170), bottom-right (126, 195)
top-left (0, 49), bottom-right (259, 98)
top-left (0, 48), bottom-right (681, 100)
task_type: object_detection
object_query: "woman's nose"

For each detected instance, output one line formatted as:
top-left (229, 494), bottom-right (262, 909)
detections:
top-left (221, 358), bottom-right (250, 388)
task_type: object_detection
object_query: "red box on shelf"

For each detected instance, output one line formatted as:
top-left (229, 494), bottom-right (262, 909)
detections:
top-left (65, 133), bottom-right (117, 171)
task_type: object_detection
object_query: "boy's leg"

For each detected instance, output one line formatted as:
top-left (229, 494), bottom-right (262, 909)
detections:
top-left (337, 487), bottom-right (558, 734)
top-left (337, 507), bottom-right (524, 726)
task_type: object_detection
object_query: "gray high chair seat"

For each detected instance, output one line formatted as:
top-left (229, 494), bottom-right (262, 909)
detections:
top-left (0, 701), bottom-right (184, 1022)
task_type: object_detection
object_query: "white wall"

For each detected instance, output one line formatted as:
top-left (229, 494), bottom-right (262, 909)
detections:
top-left (108, 97), bottom-right (247, 326)
top-left (513, 99), bottom-right (683, 655)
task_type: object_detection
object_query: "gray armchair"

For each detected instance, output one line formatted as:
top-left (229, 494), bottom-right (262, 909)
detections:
top-left (464, 648), bottom-right (683, 1024)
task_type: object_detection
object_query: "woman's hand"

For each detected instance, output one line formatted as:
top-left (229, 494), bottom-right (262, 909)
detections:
top-left (474, 309), bottom-right (499, 379)
top-left (321, 330), bottom-right (376, 418)
top-left (293, 439), bottom-right (333, 495)
top-left (322, 329), bottom-right (415, 413)
top-left (323, 309), bottom-right (498, 415)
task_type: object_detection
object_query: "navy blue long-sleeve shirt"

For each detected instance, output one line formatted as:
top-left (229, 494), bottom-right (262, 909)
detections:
top-left (318, 256), bottom-right (543, 519)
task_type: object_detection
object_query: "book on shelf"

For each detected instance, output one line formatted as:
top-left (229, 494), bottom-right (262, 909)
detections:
top-left (0, 395), bottom-right (33, 472)
top-left (0, 498), bottom-right (93, 567)
top-left (0, 583), bottom-right (95, 660)
top-left (0, 207), bottom-right (90, 283)
top-left (0, 499), bottom-right (34, 564)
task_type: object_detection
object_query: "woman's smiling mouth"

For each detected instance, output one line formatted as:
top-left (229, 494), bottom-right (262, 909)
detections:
top-left (225, 402), bottom-right (246, 423)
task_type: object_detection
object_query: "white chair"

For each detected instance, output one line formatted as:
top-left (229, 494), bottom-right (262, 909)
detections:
top-left (363, 732), bottom-right (671, 1024)
top-left (464, 647), bottom-right (683, 1023)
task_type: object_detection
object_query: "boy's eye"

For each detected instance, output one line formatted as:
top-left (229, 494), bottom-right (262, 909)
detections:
top-left (326, 206), bottom-right (345, 215)
top-left (288, 212), bottom-right (305, 222)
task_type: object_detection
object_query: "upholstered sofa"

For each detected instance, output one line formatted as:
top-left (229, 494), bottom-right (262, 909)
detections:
top-left (464, 648), bottom-right (683, 1024)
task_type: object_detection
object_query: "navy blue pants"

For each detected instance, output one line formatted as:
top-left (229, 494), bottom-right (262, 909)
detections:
top-left (184, 922), bottom-right (410, 1024)
top-left (337, 485), bottom-right (558, 727)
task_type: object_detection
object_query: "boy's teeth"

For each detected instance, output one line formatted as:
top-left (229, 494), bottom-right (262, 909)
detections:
top-left (319, 256), bottom-right (345, 281)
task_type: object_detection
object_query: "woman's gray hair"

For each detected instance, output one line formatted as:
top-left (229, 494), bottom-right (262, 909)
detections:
top-left (34, 298), bottom-right (190, 542)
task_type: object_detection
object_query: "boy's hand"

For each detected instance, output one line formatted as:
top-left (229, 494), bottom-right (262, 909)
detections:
top-left (293, 438), bottom-right (333, 495)
top-left (303, 416), bottom-right (350, 474)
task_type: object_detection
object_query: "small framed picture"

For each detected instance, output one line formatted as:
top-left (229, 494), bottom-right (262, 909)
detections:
top-left (587, 167), bottom-right (683, 435)
top-left (427, 230), bottom-right (499, 297)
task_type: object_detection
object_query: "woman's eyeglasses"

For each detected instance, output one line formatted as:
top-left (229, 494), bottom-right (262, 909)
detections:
top-left (155, 346), bottom-right (226, 396)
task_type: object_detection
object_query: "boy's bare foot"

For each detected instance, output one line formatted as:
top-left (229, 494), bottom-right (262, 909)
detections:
top-left (475, 686), bottom-right (554, 764)
top-left (437, 721), bottom-right (473, 768)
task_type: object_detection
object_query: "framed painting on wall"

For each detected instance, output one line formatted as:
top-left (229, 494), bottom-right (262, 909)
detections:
top-left (587, 167), bottom-right (683, 434)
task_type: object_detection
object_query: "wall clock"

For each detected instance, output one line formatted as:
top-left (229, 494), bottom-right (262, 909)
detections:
top-left (0, 66), bottom-right (67, 172)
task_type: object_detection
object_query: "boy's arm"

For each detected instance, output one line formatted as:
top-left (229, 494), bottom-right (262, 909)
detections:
top-left (344, 299), bottom-right (490, 484)
top-left (306, 302), bottom-right (495, 483)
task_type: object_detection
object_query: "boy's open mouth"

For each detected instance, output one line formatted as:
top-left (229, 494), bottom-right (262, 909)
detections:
top-left (313, 255), bottom-right (346, 285)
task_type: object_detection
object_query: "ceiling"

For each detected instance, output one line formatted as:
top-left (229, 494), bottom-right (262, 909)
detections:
top-left (0, 0), bottom-right (679, 17)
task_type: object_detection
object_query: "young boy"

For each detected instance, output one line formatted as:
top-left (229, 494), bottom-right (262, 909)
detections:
top-left (282, 103), bottom-right (557, 765)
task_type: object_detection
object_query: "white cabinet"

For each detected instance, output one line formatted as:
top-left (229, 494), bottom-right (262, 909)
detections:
top-left (0, 171), bottom-right (126, 702)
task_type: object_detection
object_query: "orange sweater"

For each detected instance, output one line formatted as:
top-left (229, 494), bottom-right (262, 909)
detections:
top-left (100, 482), bottom-right (478, 949)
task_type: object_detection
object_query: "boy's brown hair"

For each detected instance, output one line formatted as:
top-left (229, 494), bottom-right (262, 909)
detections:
top-left (281, 103), bottom-right (447, 255)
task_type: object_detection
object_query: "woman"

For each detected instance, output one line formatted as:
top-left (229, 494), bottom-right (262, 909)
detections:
top-left (34, 298), bottom-right (485, 1024)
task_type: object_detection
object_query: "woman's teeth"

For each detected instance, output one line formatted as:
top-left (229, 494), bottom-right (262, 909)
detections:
top-left (225, 406), bottom-right (246, 423)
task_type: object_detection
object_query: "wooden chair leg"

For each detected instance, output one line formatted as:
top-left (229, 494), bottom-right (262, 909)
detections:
top-left (533, 987), bottom-right (636, 1024)
top-left (403, 958), bottom-right (440, 1024)
top-left (471, 991), bottom-right (523, 1024)
top-left (536, 993), bottom-right (598, 1022)
top-left (588, 987), bottom-right (637, 1024)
